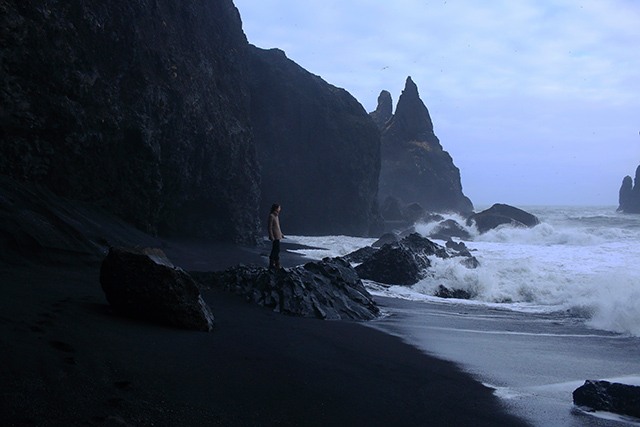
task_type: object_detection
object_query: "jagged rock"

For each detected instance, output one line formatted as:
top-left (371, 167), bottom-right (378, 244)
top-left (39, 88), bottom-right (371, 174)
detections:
top-left (373, 233), bottom-right (400, 248)
top-left (355, 242), bottom-right (430, 286)
top-left (0, 0), bottom-right (261, 244)
top-left (429, 219), bottom-right (472, 241)
top-left (467, 204), bottom-right (540, 234)
top-left (370, 90), bottom-right (393, 129)
top-left (342, 246), bottom-right (378, 264)
top-left (100, 247), bottom-right (215, 331)
top-left (248, 46), bottom-right (382, 237)
top-left (349, 232), bottom-right (478, 286)
top-left (434, 285), bottom-right (473, 300)
top-left (192, 258), bottom-right (379, 321)
top-left (354, 233), bottom-right (445, 286)
top-left (374, 77), bottom-right (473, 215)
top-left (618, 165), bottom-right (640, 213)
top-left (573, 380), bottom-right (640, 418)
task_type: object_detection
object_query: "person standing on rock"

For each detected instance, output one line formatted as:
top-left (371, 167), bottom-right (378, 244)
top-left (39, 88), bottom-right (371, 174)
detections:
top-left (268, 204), bottom-right (284, 269)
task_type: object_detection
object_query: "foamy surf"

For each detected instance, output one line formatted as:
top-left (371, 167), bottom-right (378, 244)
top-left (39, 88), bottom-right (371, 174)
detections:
top-left (288, 206), bottom-right (640, 337)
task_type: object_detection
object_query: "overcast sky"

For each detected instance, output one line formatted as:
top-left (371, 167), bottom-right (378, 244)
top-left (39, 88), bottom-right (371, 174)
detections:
top-left (233, 0), bottom-right (640, 207)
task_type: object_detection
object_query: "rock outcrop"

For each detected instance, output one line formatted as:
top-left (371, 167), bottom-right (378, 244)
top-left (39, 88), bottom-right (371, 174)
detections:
top-left (348, 233), bottom-right (478, 286)
top-left (192, 257), bottom-right (379, 321)
top-left (1, 0), bottom-right (261, 243)
top-left (466, 204), bottom-right (540, 234)
top-left (248, 46), bottom-right (382, 236)
top-left (373, 77), bottom-right (473, 215)
top-left (618, 165), bottom-right (640, 213)
top-left (100, 246), bottom-right (215, 331)
top-left (573, 380), bottom-right (640, 419)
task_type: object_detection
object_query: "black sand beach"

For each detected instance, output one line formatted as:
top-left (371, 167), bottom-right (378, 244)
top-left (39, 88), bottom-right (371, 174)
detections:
top-left (1, 241), bottom-right (530, 426)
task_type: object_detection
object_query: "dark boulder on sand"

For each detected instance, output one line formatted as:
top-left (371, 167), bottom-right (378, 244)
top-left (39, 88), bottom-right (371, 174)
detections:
top-left (100, 246), bottom-right (215, 331)
top-left (467, 204), bottom-right (540, 234)
top-left (352, 233), bottom-right (478, 286)
top-left (193, 257), bottom-right (379, 321)
top-left (573, 380), bottom-right (640, 418)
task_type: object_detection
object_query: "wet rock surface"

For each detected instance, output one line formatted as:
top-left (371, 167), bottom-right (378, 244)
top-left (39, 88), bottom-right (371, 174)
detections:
top-left (467, 204), bottom-right (540, 234)
top-left (192, 257), bottom-right (380, 321)
top-left (573, 380), bottom-right (640, 419)
top-left (350, 233), bottom-right (478, 287)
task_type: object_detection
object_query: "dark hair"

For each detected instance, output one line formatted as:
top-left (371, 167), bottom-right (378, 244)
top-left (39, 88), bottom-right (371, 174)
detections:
top-left (270, 204), bottom-right (280, 213)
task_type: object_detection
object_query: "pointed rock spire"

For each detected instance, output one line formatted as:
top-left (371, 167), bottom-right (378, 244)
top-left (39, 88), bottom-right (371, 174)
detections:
top-left (391, 76), bottom-right (435, 142)
top-left (370, 90), bottom-right (393, 129)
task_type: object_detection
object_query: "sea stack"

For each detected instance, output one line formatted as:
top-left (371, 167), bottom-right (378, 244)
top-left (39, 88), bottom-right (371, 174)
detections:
top-left (618, 165), bottom-right (640, 213)
top-left (373, 77), bottom-right (473, 215)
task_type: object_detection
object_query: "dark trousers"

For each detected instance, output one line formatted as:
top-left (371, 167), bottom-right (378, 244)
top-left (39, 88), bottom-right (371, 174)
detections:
top-left (270, 239), bottom-right (280, 261)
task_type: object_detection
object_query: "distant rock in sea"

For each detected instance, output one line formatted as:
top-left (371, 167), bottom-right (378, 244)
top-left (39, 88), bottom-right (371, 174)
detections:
top-left (467, 204), bottom-right (540, 234)
top-left (618, 165), bottom-right (640, 213)
top-left (372, 77), bottom-right (473, 216)
top-left (248, 46), bottom-right (382, 237)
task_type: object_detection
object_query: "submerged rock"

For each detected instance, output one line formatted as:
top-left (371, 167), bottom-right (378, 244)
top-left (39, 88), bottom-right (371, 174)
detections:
top-left (434, 285), bottom-right (473, 300)
top-left (193, 257), bottom-right (379, 321)
top-left (466, 204), bottom-right (540, 234)
top-left (428, 219), bottom-right (472, 241)
top-left (100, 247), bottom-right (215, 331)
top-left (573, 380), bottom-right (640, 418)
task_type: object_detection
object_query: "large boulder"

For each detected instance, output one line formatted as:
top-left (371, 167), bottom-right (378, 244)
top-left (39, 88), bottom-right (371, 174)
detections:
top-left (100, 246), bottom-right (215, 331)
top-left (466, 204), bottom-right (540, 234)
top-left (192, 257), bottom-right (379, 321)
top-left (352, 233), bottom-right (475, 286)
top-left (573, 380), bottom-right (640, 418)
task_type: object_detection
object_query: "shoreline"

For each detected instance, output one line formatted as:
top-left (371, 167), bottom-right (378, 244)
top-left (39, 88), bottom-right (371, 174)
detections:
top-left (1, 242), bottom-right (530, 426)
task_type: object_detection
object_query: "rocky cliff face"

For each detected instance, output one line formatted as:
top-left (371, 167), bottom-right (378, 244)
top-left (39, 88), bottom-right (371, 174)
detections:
top-left (373, 77), bottom-right (473, 215)
top-left (0, 0), bottom-right (261, 243)
top-left (618, 166), bottom-right (640, 213)
top-left (248, 46), bottom-right (382, 236)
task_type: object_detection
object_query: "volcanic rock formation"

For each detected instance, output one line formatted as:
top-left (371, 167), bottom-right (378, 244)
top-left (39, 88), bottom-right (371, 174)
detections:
top-left (372, 77), bottom-right (473, 215)
top-left (248, 46), bottom-right (382, 236)
top-left (618, 165), bottom-right (640, 213)
top-left (1, 0), bottom-right (262, 243)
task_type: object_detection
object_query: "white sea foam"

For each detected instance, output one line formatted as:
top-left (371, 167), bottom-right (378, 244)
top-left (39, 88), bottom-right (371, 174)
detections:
top-left (289, 207), bottom-right (640, 337)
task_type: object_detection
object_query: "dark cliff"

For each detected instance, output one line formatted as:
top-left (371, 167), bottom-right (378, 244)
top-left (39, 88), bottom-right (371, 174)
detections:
top-left (1, 0), bottom-right (261, 243)
top-left (373, 77), bottom-right (473, 215)
top-left (618, 165), bottom-right (640, 213)
top-left (248, 46), bottom-right (382, 236)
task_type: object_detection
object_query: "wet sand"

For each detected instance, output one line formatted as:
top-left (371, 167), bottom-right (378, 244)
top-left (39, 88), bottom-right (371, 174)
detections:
top-left (1, 241), bottom-right (530, 426)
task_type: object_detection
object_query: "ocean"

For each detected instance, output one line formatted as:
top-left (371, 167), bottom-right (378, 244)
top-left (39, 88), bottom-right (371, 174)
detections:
top-left (288, 206), bottom-right (640, 426)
